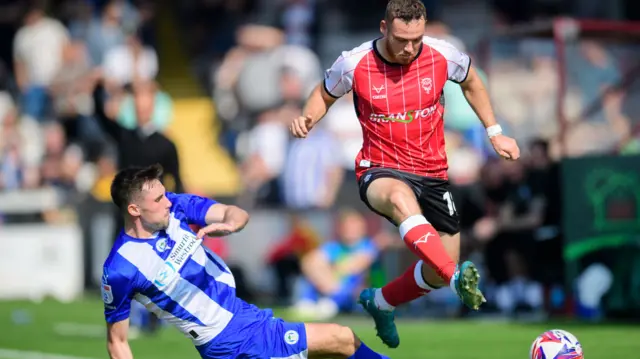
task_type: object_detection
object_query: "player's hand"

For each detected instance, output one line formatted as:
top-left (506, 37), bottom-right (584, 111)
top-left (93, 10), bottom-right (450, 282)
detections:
top-left (289, 114), bottom-right (314, 138)
top-left (490, 134), bottom-right (520, 160)
top-left (196, 223), bottom-right (236, 238)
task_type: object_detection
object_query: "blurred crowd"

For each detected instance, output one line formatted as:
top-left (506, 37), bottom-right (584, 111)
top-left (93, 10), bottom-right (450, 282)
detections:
top-left (0, 0), bottom-right (184, 225)
top-left (1, 0), bottom-right (639, 323)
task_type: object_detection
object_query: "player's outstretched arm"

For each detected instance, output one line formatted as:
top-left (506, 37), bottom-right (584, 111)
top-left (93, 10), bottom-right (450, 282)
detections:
top-left (290, 83), bottom-right (338, 138)
top-left (196, 203), bottom-right (250, 238)
top-left (106, 319), bottom-right (133, 359)
top-left (460, 66), bottom-right (520, 160)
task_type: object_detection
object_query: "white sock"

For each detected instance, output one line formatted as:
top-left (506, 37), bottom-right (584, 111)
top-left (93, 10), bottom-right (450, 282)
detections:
top-left (374, 288), bottom-right (395, 311)
top-left (449, 268), bottom-right (459, 294)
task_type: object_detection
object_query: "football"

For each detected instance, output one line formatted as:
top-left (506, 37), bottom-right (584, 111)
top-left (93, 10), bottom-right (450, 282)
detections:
top-left (530, 329), bottom-right (584, 359)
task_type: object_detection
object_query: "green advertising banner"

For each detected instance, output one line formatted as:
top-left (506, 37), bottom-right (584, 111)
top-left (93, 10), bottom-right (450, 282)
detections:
top-left (561, 155), bottom-right (640, 315)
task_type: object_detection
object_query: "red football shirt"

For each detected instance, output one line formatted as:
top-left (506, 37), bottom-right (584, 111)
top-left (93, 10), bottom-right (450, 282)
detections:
top-left (323, 36), bottom-right (471, 181)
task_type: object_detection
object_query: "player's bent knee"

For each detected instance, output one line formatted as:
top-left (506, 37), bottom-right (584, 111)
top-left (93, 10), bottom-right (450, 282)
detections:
top-left (387, 190), bottom-right (421, 221)
top-left (305, 323), bottom-right (359, 358)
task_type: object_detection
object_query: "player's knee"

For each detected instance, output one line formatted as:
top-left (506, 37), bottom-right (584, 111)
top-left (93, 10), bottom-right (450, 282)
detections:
top-left (387, 188), bottom-right (420, 220)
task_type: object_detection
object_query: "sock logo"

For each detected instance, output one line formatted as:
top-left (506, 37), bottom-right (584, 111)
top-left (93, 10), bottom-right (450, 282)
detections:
top-left (413, 232), bottom-right (433, 249)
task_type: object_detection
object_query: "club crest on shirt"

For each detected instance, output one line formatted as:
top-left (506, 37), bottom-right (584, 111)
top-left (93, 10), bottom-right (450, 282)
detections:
top-left (284, 330), bottom-right (299, 345)
top-left (421, 77), bottom-right (433, 94)
top-left (155, 238), bottom-right (170, 253)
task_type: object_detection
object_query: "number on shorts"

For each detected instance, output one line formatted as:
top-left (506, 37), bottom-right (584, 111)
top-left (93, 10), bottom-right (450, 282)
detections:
top-left (443, 191), bottom-right (457, 216)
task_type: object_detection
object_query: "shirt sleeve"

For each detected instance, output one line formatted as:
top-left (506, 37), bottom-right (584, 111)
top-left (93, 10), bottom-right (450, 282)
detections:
top-left (425, 37), bottom-right (472, 83)
top-left (102, 268), bottom-right (134, 324)
top-left (446, 48), bottom-right (471, 83)
top-left (323, 41), bottom-right (373, 98)
top-left (323, 53), bottom-right (357, 98)
top-left (166, 192), bottom-right (218, 226)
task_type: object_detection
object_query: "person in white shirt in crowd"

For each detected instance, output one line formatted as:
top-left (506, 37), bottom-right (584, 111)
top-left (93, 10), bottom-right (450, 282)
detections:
top-left (13, 2), bottom-right (69, 121)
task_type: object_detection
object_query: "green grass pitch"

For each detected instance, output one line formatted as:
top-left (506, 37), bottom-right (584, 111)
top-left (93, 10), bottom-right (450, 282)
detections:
top-left (0, 298), bottom-right (637, 358)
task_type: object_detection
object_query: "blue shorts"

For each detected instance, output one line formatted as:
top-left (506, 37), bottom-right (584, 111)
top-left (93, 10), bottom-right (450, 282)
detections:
top-left (198, 318), bottom-right (308, 359)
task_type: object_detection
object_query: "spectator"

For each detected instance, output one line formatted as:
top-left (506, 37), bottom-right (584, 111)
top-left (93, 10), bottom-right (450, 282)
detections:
top-left (115, 82), bottom-right (173, 132)
top-left (527, 139), bottom-right (564, 286)
top-left (292, 209), bottom-right (379, 320)
top-left (483, 160), bottom-right (545, 316)
top-left (266, 214), bottom-right (321, 305)
top-left (72, 0), bottom-right (125, 67)
top-left (49, 40), bottom-right (102, 143)
top-left (281, 121), bottom-right (343, 210)
top-left (13, 2), bottom-right (69, 121)
top-left (324, 92), bottom-right (369, 210)
top-left (103, 28), bottom-right (157, 91)
top-left (93, 80), bottom-right (182, 193)
top-left (237, 106), bottom-right (290, 208)
top-left (0, 94), bottom-right (33, 190)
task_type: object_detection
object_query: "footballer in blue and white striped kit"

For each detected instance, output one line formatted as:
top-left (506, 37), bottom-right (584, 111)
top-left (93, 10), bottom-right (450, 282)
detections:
top-left (103, 164), bottom-right (390, 359)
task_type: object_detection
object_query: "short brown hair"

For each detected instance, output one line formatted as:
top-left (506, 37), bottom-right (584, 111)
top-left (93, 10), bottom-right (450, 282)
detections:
top-left (385, 0), bottom-right (427, 23)
top-left (110, 164), bottom-right (164, 211)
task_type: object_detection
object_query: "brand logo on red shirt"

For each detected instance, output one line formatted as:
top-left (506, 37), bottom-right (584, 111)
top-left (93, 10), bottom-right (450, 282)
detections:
top-left (368, 104), bottom-right (438, 124)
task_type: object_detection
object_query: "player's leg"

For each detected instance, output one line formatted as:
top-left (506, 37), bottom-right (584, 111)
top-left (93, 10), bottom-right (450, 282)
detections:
top-left (258, 319), bottom-right (388, 359)
top-left (357, 169), bottom-right (460, 348)
top-left (358, 172), bottom-right (484, 347)
top-left (371, 230), bottom-right (460, 313)
top-left (416, 180), bottom-right (485, 308)
top-left (357, 232), bottom-right (460, 348)
top-left (305, 322), bottom-right (390, 359)
top-left (359, 169), bottom-right (458, 287)
top-left (373, 178), bottom-right (485, 310)
top-left (421, 231), bottom-right (460, 287)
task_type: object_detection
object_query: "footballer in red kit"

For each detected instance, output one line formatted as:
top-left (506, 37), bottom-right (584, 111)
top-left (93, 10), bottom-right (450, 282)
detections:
top-left (290, 0), bottom-right (520, 349)
top-left (323, 33), bottom-right (467, 181)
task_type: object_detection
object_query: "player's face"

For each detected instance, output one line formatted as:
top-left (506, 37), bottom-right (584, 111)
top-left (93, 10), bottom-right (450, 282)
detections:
top-left (381, 18), bottom-right (426, 65)
top-left (129, 179), bottom-right (172, 231)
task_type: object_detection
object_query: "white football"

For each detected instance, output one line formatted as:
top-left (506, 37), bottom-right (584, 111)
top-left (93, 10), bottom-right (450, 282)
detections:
top-left (530, 329), bottom-right (583, 359)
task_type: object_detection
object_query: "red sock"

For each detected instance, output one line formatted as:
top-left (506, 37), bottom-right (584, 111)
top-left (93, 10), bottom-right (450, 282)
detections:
top-left (380, 260), bottom-right (432, 307)
top-left (399, 215), bottom-right (456, 282)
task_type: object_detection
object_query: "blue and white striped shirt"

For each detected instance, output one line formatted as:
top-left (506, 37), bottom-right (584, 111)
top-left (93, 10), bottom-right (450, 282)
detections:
top-left (101, 193), bottom-right (271, 350)
top-left (281, 129), bottom-right (341, 209)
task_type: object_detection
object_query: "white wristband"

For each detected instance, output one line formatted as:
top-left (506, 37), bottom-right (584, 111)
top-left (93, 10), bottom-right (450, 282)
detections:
top-left (486, 124), bottom-right (503, 138)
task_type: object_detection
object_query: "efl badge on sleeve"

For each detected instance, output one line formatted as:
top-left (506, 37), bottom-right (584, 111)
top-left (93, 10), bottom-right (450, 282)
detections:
top-left (102, 284), bottom-right (114, 304)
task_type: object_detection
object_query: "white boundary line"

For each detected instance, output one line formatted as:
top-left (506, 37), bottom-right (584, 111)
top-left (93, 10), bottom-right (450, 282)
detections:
top-left (53, 322), bottom-right (105, 338)
top-left (0, 349), bottom-right (97, 359)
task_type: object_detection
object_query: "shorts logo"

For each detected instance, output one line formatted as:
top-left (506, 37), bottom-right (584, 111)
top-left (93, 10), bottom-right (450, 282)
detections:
top-left (155, 238), bottom-right (170, 253)
top-left (101, 284), bottom-right (113, 304)
top-left (364, 174), bottom-right (372, 183)
top-left (284, 330), bottom-right (299, 345)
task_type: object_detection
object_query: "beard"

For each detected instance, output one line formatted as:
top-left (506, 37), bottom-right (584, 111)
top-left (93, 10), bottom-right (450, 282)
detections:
top-left (142, 217), bottom-right (169, 232)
